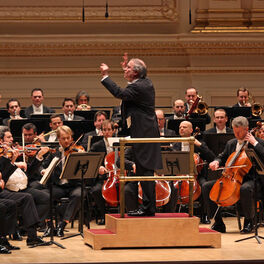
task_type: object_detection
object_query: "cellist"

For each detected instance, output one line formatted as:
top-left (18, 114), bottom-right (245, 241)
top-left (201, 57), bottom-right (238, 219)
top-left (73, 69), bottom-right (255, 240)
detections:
top-left (205, 116), bottom-right (264, 233)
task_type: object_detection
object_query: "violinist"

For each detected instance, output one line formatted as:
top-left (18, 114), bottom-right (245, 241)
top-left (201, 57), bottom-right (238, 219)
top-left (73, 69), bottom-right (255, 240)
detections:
top-left (89, 120), bottom-right (116, 225)
top-left (206, 116), bottom-right (264, 233)
top-left (3, 98), bottom-right (23, 126)
top-left (173, 121), bottom-right (215, 223)
top-left (40, 125), bottom-right (84, 237)
top-left (0, 127), bottom-right (50, 240)
top-left (184, 87), bottom-right (211, 124)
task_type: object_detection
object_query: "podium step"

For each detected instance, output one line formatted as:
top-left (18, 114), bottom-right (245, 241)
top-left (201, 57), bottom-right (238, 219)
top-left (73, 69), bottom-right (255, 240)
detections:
top-left (84, 213), bottom-right (221, 250)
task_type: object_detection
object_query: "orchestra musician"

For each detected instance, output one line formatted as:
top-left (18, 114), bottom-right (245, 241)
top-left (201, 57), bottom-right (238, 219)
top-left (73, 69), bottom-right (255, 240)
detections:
top-left (203, 108), bottom-right (233, 134)
top-left (100, 53), bottom-right (162, 217)
top-left (255, 122), bottom-right (264, 140)
top-left (60, 98), bottom-right (85, 121)
top-left (173, 120), bottom-right (216, 224)
top-left (233, 87), bottom-right (251, 107)
top-left (40, 125), bottom-right (84, 237)
top-left (184, 87), bottom-right (211, 124)
top-left (89, 120), bottom-right (116, 225)
top-left (3, 98), bottom-right (23, 126)
top-left (44, 114), bottom-right (63, 142)
top-left (75, 90), bottom-right (91, 111)
top-left (167, 99), bottom-right (186, 120)
top-left (0, 127), bottom-right (50, 232)
top-left (81, 110), bottom-right (107, 150)
top-left (24, 88), bottom-right (55, 118)
top-left (204, 116), bottom-right (264, 233)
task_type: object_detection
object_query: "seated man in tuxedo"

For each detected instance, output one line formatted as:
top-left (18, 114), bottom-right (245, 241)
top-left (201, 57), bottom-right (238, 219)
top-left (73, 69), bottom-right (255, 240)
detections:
top-left (3, 98), bottom-right (23, 126)
top-left (203, 108), bottom-right (233, 134)
top-left (233, 87), bottom-right (251, 107)
top-left (44, 114), bottom-right (63, 142)
top-left (60, 98), bottom-right (85, 121)
top-left (24, 88), bottom-right (55, 118)
top-left (173, 120), bottom-right (215, 223)
top-left (81, 110), bottom-right (107, 150)
top-left (205, 116), bottom-right (264, 234)
top-left (167, 99), bottom-right (186, 120)
top-left (155, 109), bottom-right (176, 137)
top-left (40, 125), bottom-right (84, 237)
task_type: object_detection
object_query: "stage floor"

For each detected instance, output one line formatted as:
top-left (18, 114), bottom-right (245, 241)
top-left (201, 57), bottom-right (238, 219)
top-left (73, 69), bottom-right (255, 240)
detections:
top-left (2, 217), bottom-right (264, 264)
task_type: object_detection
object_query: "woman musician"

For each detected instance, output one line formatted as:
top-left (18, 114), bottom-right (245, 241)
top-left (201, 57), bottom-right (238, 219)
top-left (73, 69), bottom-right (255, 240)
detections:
top-left (204, 116), bottom-right (264, 234)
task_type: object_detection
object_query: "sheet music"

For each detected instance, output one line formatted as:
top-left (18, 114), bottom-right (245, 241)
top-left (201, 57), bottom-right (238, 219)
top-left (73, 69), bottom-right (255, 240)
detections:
top-left (40, 156), bottom-right (60, 185)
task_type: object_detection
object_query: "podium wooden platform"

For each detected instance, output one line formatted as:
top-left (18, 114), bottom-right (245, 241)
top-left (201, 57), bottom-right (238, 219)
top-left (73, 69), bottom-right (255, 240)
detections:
top-left (84, 213), bottom-right (221, 250)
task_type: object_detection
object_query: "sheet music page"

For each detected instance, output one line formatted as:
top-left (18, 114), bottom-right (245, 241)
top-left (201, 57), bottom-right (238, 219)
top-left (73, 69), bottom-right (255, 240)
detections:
top-left (40, 156), bottom-right (60, 185)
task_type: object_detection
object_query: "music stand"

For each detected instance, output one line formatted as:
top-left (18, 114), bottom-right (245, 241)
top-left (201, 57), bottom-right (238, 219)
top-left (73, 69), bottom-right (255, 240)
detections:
top-left (60, 152), bottom-right (104, 240)
top-left (235, 148), bottom-right (264, 244)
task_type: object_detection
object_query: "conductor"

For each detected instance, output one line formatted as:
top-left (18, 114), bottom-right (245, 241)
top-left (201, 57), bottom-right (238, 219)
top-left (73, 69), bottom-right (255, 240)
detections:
top-left (100, 53), bottom-right (162, 216)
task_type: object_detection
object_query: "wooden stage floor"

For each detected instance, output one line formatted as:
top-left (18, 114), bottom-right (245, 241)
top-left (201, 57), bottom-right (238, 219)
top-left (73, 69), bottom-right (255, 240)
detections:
top-left (2, 217), bottom-right (264, 264)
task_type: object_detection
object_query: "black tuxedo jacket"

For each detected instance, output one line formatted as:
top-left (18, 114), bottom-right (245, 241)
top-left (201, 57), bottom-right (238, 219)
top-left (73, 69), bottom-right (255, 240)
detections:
top-left (24, 105), bottom-right (55, 118)
top-left (164, 128), bottom-right (176, 137)
top-left (60, 114), bottom-right (85, 121)
top-left (102, 77), bottom-right (162, 171)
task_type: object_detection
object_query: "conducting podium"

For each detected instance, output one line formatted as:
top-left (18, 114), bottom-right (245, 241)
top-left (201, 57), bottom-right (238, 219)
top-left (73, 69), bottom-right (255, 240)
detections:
top-left (60, 152), bottom-right (104, 239)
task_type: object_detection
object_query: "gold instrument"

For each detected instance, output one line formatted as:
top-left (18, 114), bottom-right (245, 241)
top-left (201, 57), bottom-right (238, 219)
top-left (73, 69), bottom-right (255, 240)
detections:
top-left (251, 103), bottom-right (263, 117)
top-left (193, 97), bottom-right (208, 115)
top-left (78, 104), bottom-right (91, 111)
top-left (32, 129), bottom-right (58, 143)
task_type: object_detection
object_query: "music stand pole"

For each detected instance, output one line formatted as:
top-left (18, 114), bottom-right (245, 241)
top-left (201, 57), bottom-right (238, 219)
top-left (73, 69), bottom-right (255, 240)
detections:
top-left (235, 149), bottom-right (264, 244)
top-left (61, 162), bottom-right (88, 240)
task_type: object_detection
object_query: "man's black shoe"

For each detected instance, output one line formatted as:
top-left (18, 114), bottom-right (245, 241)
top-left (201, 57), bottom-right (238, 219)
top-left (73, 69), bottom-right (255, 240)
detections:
top-left (10, 230), bottom-right (22, 241)
top-left (26, 237), bottom-right (46, 247)
top-left (200, 215), bottom-right (211, 224)
top-left (240, 219), bottom-right (254, 234)
top-left (127, 208), bottom-right (155, 217)
top-left (211, 221), bottom-right (226, 233)
top-left (42, 227), bottom-right (57, 237)
top-left (0, 237), bottom-right (20, 250)
top-left (56, 221), bottom-right (67, 237)
top-left (0, 245), bottom-right (11, 254)
top-left (97, 218), bottom-right (105, 225)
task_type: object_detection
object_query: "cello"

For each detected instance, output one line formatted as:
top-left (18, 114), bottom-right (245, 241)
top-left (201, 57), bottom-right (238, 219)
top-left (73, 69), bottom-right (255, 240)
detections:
top-left (209, 122), bottom-right (262, 207)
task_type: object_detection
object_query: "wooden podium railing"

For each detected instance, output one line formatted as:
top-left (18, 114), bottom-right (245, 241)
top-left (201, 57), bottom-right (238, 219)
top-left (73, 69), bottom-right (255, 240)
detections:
top-left (118, 136), bottom-right (195, 218)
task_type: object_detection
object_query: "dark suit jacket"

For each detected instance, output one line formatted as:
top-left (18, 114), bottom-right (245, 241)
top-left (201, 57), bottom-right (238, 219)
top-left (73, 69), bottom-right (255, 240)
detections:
top-left (60, 114), bottom-right (85, 121)
top-left (215, 137), bottom-right (264, 182)
top-left (164, 128), bottom-right (176, 137)
top-left (102, 77), bottom-right (162, 170)
top-left (24, 105), bottom-right (55, 118)
top-left (203, 126), bottom-right (233, 134)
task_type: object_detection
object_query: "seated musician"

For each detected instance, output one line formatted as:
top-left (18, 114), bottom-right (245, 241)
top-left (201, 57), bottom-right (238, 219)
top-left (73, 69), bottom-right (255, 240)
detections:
top-left (0, 173), bottom-right (20, 254)
top-left (203, 108), bottom-right (233, 134)
top-left (40, 125), bottom-right (84, 237)
top-left (75, 90), bottom-right (91, 111)
top-left (167, 99), bottom-right (186, 120)
top-left (44, 114), bottom-right (63, 142)
top-left (89, 120), bottom-right (116, 225)
top-left (24, 88), bottom-right (55, 118)
top-left (233, 87), bottom-right (251, 107)
top-left (81, 110), bottom-right (107, 150)
top-left (205, 116), bottom-right (264, 233)
top-left (184, 87), bottom-right (211, 124)
top-left (173, 120), bottom-right (215, 224)
top-left (0, 128), bottom-right (50, 245)
top-left (255, 122), bottom-right (264, 140)
top-left (3, 98), bottom-right (23, 126)
top-left (60, 98), bottom-right (85, 121)
top-left (156, 109), bottom-right (176, 137)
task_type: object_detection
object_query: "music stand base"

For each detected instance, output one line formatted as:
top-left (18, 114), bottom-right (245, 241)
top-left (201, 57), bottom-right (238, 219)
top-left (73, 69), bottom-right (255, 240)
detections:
top-left (29, 240), bottom-right (66, 249)
top-left (235, 235), bottom-right (264, 244)
top-left (61, 232), bottom-right (83, 240)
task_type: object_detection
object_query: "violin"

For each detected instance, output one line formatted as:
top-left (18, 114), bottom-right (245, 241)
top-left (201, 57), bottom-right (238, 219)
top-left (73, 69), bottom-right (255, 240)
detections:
top-left (64, 144), bottom-right (85, 156)
top-left (209, 123), bottom-right (262, 207)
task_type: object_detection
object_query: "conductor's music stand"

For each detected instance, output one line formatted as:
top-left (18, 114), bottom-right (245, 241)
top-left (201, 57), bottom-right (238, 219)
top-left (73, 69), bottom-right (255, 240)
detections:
top-left (235, 148), bottom-right (264, 244)
top-left (60, 152), bottom-right (104, 240)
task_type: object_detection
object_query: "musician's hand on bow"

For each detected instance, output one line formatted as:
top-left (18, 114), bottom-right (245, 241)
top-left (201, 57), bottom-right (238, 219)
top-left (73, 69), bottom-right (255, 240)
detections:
top-left (245, 132), bottom-right (257, 146)
top-left (100, 63), bottom-right (109, 77)
top-left (209, 160), bottom-right (219, 171)
top-left (10, 149), bottom-right (19, 164)
top-left (99, 166), bottom-right (107, 175)
top-left (120, 52), bottom-right (128, 70)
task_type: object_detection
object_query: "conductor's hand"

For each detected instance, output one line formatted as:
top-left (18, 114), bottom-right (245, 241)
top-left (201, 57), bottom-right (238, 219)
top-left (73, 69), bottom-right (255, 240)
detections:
top-left (209, 160), bottom-right (219, 171)
top-left (120, 52), bottom-right (128, 70)
top-left (100, 63), bottom-right (109, 77)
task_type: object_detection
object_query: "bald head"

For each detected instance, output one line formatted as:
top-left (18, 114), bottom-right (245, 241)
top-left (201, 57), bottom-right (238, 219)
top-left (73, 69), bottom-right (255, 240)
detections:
top-left (179, 121), bottom-right (193, 137)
